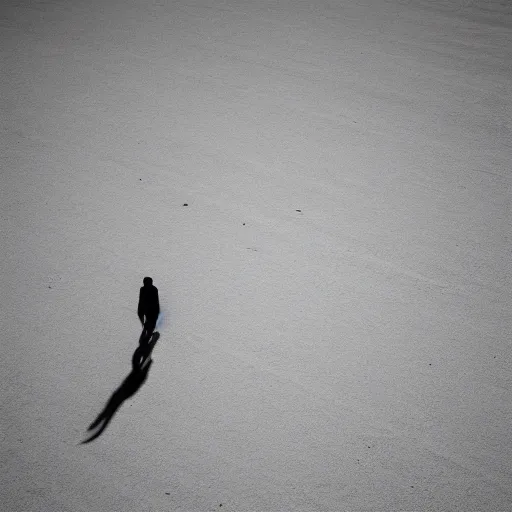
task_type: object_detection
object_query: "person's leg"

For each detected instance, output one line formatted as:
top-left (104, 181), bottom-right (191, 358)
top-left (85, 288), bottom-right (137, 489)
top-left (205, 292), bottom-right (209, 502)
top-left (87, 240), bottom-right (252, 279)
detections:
top-left (139, 314), bottom-right (151, 345)
top-left (144, 315), bottom-right (157, 337)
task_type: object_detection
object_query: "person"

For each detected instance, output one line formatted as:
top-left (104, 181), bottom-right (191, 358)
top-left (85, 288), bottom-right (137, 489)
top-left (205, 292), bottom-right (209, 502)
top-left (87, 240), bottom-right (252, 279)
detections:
top-left (137, 277), bottom-right (160, 341)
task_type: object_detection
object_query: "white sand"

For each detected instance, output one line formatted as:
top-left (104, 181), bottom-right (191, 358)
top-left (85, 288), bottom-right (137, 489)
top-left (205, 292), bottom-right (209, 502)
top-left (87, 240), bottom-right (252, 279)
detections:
top-left (1, 0), bottom-right (511, 510)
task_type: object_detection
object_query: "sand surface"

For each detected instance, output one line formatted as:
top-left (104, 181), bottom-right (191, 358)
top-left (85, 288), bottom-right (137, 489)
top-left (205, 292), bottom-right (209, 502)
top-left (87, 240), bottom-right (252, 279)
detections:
top-left (1, 0), bottom-right (511, 510)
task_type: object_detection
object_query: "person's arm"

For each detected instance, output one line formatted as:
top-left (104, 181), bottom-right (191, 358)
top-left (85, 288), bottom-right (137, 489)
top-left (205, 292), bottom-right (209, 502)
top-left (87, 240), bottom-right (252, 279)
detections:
top-left (137, 288), bottom-right (144, 323)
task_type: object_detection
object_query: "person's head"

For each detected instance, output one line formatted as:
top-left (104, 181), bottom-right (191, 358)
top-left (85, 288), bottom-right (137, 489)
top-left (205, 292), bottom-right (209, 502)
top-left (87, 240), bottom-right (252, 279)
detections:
top-left (143, 276), bottom-right (153, 287)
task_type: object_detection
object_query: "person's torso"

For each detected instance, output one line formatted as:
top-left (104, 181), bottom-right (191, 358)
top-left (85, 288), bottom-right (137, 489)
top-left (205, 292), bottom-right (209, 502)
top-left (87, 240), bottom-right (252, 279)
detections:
top-left (140, 285), bottom-right (159, 311)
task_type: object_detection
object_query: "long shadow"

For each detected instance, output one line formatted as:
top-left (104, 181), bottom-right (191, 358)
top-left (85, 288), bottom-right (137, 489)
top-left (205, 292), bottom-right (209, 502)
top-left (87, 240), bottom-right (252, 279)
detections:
top-left (81, 332), bottom-right (160, 444)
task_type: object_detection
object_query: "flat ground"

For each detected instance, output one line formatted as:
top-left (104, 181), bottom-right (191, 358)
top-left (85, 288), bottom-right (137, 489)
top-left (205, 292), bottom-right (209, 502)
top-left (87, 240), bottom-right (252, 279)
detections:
top-left (1, 0), bottom-right (511, 510)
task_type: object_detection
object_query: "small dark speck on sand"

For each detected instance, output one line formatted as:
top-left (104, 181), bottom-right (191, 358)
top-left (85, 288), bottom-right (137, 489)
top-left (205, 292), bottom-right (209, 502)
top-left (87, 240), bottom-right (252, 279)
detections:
top-left (183, 203), bottom-right (188, 206)
top-left (296, 209), bottom-right (301, 212)
top-left (165, 492), bottom-right (170, 495)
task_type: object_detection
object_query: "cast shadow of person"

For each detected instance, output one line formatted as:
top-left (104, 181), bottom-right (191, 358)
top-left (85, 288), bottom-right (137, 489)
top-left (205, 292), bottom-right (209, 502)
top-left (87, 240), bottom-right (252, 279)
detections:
top-left (81, 332), bottom-right (160, 444)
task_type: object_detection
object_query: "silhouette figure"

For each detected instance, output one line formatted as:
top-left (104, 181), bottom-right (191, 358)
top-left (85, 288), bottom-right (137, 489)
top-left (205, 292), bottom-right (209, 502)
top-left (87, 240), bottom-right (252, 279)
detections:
top-left (82, 359), bottom-right (152, 444)
top-left (81, 332), bottom-right (160, 444)
top-left (138, 276), bottom-right (160, 342)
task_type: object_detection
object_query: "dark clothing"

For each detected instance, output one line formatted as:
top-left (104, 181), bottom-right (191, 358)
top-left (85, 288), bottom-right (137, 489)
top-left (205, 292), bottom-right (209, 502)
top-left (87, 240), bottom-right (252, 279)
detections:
top-left (138, 284), bottom-right (160, 317)
top-left (142, 313), bottom-right (158, 336)
top-left (138, 284), bottom-right (160, 335)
